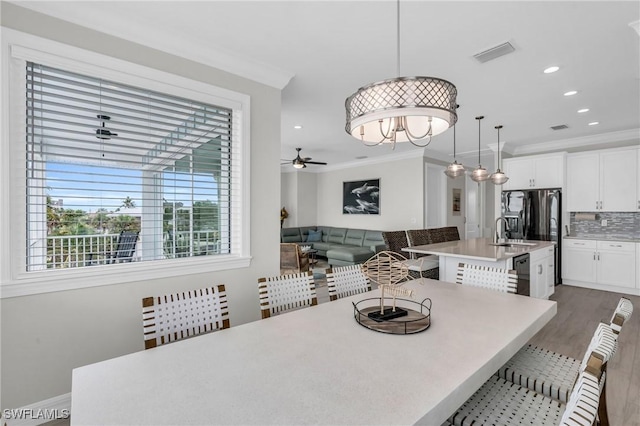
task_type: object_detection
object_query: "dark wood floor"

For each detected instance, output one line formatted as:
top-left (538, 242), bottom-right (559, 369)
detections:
top-left (528, 285), bottom-right (640, 426)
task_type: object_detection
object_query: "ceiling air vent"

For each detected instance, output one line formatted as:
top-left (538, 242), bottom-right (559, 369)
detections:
top-left (473, 42), bottom-right (515, 63)
top-left (550, 124), bottom-right (569, 131)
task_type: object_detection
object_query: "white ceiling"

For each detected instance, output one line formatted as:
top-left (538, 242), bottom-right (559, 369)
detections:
top-left (12, 1), bottom-right (640, 168)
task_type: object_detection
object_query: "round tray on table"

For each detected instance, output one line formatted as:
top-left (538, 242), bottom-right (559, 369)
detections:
top-left (353, 297), bottom-right (432, 335)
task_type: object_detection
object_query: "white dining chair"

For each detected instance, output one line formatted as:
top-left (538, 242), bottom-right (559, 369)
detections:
top-left (455, 262), bottom-right (517, 293)
top-left (142, 284), bottom-right (230, 350)
top-left (448, 349), bottom-right (607, 426)
top-left (326, 264), bottom-right (371, 301)
top-left (496, 297), bottom-right (631, 402)
top-left (258, 271), bottom-right (317, 319)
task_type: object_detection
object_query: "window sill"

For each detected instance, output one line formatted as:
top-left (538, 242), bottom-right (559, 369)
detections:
top-left (0, 255), bottom-right (252, 298)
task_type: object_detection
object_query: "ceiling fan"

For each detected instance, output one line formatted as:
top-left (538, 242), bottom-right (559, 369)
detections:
top-left (282, 147), bottom-right (328, 169)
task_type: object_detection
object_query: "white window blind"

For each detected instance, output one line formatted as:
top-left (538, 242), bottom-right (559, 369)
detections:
top-left (26, 62), bottom-right (237, 271)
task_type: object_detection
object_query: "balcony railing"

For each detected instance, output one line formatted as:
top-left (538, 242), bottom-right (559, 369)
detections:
top-left (46, 231), bottom-right (220, 269)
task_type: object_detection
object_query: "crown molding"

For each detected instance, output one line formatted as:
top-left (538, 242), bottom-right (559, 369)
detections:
top-left (507, 128), bottom-right (640, 156)
top-left (6, 2), bottom-right (294, 89)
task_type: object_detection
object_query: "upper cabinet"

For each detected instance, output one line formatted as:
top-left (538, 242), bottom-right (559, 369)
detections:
top-left (502, 153), bottom-right (565, 190)
top-left (566, 148), bottom-right (638, 212)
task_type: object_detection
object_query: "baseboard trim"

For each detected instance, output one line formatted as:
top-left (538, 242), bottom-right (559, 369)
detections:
top-left (2, 393), bottom-right (71, 426)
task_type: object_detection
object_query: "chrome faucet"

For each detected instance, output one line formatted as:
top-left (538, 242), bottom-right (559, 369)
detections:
top-left (495, 217), bottom-right (510, 243)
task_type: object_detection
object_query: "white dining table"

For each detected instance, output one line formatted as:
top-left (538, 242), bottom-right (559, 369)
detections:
top-left (71, 278), bottom-right (556, 425)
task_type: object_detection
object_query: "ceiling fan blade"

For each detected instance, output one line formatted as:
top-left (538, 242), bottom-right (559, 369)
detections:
top-left (303, 157), bottom-right (312, 161)
top-left (303, 161), bottom-right (327, 165)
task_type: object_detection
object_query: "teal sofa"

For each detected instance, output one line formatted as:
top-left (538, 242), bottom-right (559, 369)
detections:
top-left (280, 226), bottom-right (385, 267)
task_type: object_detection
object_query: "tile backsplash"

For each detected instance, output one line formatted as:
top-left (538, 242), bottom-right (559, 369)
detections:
top-left (569, 212), bottom-right (640, 240)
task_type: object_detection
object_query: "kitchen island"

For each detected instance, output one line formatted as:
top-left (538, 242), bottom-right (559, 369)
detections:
top-left (403, 237), bottom-right (556, 299)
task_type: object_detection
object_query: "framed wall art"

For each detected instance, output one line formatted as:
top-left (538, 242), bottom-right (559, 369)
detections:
top-left (342, 179), bottom-right (380, 215)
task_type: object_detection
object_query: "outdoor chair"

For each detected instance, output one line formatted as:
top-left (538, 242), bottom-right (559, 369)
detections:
top-left (142, 284), bottom-right (230, 350)
top-left (406, 229), bottom-right (440, 279)
top-left (455, 262), bottom-right (517, 294)
top-left (448, 360), bottom-right (605, 426)
top-left (109, 231), bottom-right (139, 264)
top-left (258, 271), bottom-right (317, 319)
top-left (382, 231), bottom-right (434, 280)
top-left (496, 297), bottom-right (632, 403)
top-left (326, 264), bottom-right (371, 301)
top-left (280, 243), bottom-right (309, 275)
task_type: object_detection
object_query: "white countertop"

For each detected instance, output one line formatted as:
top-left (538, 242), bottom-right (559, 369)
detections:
top-left (71, 278), bottom-right (556, 425)
top-left (564, 235), bottom-right (640, 243)
top-left (403, 237), bottom-right (555, 262)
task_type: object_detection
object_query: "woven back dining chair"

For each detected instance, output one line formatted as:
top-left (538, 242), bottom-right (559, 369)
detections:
top-left (448, 348), bottom-right (609, 426)
top-left (497, 320), bottom-right (619, 404)
top-left (406, 229), bottom-right (439, 279)
top-left (382, 231), bottom-right (437, 280)
top-left (326, 264), bottom-right (371, 301)
top-left (280, 243), bottom-right (309, 275)
top-left (258, 271), bottom-right (317, 319)
top-left (455, 262), bottom-right (517, 294)
top-left (142, 284), bottom-right (230, 350)
top-left (610, 296), bottom-right (633, 334)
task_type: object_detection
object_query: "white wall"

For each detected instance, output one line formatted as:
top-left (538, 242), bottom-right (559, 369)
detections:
top-left (1, 3), bottom-right (282, 410)
top-left (280, 171), bottom-right (317, 227)
top-left (316, 155), bottom-right (424, 230)
top-left (281, 171), bottom-right (297, 226)
top-left (296, 172), bottom-right (317, 226)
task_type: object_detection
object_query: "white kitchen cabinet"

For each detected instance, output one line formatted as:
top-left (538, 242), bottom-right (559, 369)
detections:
top-left (563, 239), bottom-right (637, 294)
top-left (503, 153), bottom-right (565, 190)
top-left (596, 241), bottom-right (636, 289)
top-left (567, 148), bottom-right (638, 212)
top-left (530, 245), bottom-right (555, 299)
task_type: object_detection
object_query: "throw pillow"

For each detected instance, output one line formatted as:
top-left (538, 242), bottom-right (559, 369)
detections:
top-left (306, 230), bottom-right (322, 242)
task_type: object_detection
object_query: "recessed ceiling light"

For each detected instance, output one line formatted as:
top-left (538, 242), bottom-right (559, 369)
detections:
top-left (293, 125), bottom-right (303, 129)
top-left (588, 121), bottom-right (599, 126)
top-left (543, 66), bottom-right (559, 74)
top-left (564, 90), bottom-right (578, 96)
top-left (577, 108), bottom-right (589, 113)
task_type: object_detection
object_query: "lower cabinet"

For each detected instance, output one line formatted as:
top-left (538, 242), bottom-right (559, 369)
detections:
top-left (563, 239), bottom-right (637, 294)
top-left (530, 246), bottom-right (555, 299)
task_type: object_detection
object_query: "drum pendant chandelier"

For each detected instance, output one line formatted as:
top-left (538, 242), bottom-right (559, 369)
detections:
top-left (344, 1), bottom-right (457, 148)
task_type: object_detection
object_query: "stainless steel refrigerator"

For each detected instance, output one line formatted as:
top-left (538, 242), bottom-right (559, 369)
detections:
top-left (501, 189), bottom-right (561, 284)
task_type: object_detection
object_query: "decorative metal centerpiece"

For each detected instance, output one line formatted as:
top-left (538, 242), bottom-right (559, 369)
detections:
top-left (354, 251), bottom-right (432, 335)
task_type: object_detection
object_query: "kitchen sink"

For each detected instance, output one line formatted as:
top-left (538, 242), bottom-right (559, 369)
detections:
top-left (489, 241), bottom-right (537, 248)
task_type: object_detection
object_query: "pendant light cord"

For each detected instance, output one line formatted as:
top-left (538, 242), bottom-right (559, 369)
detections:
top-left (476, 116), bottom-right (484, 165)
top-left (396, 0), bottom-right (400, 77)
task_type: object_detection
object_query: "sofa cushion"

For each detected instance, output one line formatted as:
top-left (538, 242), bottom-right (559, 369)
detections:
top-left (299, 226), bottom-right (316, 241)
top-left (344, 229), bottom-right (366, 246)
top-left (306, 230), bottom-right (322, 242)
top-left (312, 242), bottom-right (342, 253)
top-left (280, 227), bottom-right (302, 243)
top-left (327, 227), bottom-right (347, 244)
top-left (316, 226), bottom-right (332, 242)
top-left (327, 246), bottom-right (375, 263)
top-left (363, 230), bottom-right (385, 252)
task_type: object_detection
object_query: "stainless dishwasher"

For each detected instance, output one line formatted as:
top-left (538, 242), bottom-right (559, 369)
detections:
top-left (513, 254), bottom-right (530, 296)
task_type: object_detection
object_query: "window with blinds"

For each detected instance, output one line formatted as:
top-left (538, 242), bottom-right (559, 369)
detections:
top-left (26, 62), bottom-right (235, 271)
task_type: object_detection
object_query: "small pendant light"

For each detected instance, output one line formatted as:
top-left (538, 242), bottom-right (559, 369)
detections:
top-left (470, 115), bottom-right (490, 182)
top-left (490, 125), bottom-right (509, 185)
top-left (444, 105), bottom-right (465, 178)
